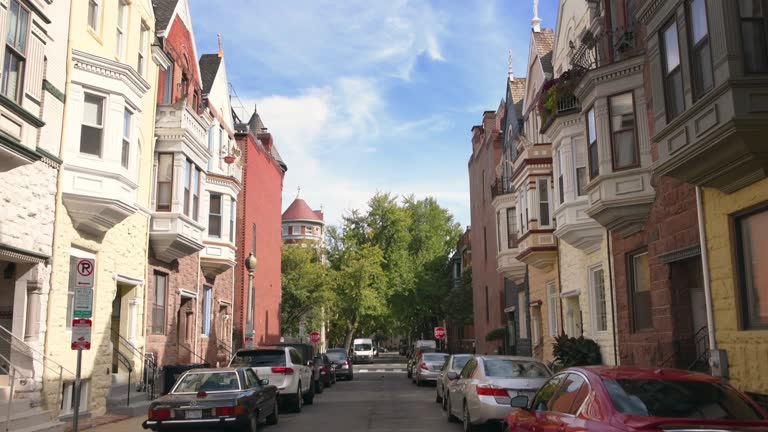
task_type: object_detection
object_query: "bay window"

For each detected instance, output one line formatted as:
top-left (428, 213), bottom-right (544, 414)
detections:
top-left (121, 110), bottom-right (131, 169)
top-left (183, 160), bottom-right (201, 220)
top-left (80, 94), bottom-right (104, 156)
top-left (736, 205), bottom-right (768, 329)
top-left (506, 207), bottom-right (517, 248)
top-left (688, 0), bottom-right (713, 99)
top-left (229, 199), bottom-right (236, 242)
top-left (3, 0), bottom-right (28, 103)
top-left (609, 92), bottom-right (639, 170)
top-left (586, 108), bottom-right (599, 179)
top-left (208, 193), bottom-right (222, 238)
top-left (574, 139), bottom-right (587, 196)
top-left (156, 153), bottom-right (173, 211)
top-left (538, 178), bottom-right (552, 228)
top-left (629, 250), bottom-right (652, 331)
top-left (661, 20), bottom-right (685, 120)
top-left (557, 148), bottom-right (565, 204)
top-left (739, 0), bottom-right (768, 73)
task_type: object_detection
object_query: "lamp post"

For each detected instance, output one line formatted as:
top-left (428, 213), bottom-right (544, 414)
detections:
top-left (244, 252), bottom-right (257, 348)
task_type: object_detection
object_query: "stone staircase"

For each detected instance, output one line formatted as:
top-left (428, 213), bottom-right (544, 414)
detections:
top-left (0, 377), bottom-right (67, 432)
top-left (106, 383), bottom-right (152, 416)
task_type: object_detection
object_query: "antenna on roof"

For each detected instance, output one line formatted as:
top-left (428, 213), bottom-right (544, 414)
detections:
top-left (296, 186), bottom-right (301, 199)
top-left (217, 33), bottom-right (223, 58)
top-left (531, 0), bottom-right (542, 32)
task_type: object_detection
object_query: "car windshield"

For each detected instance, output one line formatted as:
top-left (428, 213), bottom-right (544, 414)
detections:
top-left (483, 359), bottom-right (550, 378)
top-left (326, 351), bottom-right (347, 361)
top-left (452, 356), bottom-right (472, 371)
top-left (230, 350), bottom-right (286, 367)
top-left (604, 378), bottom-right (764, 420)
top-left (423, 353), bottom-right (448, 362)
top-left (354, 343), bottom-right (372, 351)
top-left (173, 372), bottom-right (240, 393)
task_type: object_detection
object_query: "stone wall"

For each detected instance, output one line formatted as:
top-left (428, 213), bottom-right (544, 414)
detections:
top-left (704, 178), bottom-right (768, 396)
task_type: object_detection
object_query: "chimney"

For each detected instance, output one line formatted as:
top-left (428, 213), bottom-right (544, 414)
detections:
top-left (531, 0), bottom-right (541, 32)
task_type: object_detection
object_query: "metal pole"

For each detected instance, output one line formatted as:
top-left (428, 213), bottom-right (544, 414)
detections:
top-left (246, 270), bottom-right (254, 345)
top-left (72, 349), bottom-right (82, 432)
top-left (5, 366), bottom-right (14, 432)
top-left (696, 186), bottom-right (717, 351)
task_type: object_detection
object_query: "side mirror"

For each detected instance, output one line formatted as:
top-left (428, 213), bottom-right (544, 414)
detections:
top-left (260, 379), bottom-right (270, 385)
top-left (510, 395), bottom-right (529, 409)
top-left (447, 371), bottom-right (459, 380)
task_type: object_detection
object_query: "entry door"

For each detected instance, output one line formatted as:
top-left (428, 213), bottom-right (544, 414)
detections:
top-left (111, 291), bottom-right (122, 373)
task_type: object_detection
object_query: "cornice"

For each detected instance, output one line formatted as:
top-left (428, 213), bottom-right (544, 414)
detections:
top-left (72, 49), bottom-right (151, 97)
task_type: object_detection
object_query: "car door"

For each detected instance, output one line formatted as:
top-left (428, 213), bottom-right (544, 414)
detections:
top-left (450, 358), bottom-right (477, 417)
top-left (244, 369), bottom-right (269, 420)
top-left (514, 374), bottom-right (566, 432)
top-left (537, 373), bottom-right (591, 432)
top-left (291, 349), bottom-right (310, 393)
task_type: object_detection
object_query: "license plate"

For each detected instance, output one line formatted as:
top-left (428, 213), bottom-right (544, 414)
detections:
top-left (185, 410), bottom-right (202, 419)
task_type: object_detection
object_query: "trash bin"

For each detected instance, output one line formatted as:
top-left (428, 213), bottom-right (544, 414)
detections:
top-left (161, 363), bottom-right (210, 395)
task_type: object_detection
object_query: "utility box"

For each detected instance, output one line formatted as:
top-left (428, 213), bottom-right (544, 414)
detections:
top-left (709, 349), bottom-right (729, 378)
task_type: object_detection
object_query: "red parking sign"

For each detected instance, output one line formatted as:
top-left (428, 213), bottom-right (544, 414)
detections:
top-left (434, 327), bottom-right (445, 339)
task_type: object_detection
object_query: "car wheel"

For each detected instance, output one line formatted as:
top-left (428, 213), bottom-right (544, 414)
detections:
top-left (265, 401), bottom-right (279, 426)
top-left (315, 379), bottom-right (324, 394)
top-left (303, 381), bottom-right (315, 405)
top-left (291, 385), bottom-right (303, 413)
top-left (446, 398), bottom-right (458, 423)
top-left (463, 402), bottom-right (475, 432)
top-left (348, 373), bottom-right (353, 381)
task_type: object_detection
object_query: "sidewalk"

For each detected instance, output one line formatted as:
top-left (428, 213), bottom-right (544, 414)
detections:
top-left (64, 415), bottom-right (143, 432)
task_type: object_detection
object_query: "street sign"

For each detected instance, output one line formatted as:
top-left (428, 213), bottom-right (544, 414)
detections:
top-left (70, 318), bottom-right (92, 350)
top-left (74, 258), bottom-right (95, 289)
top-left (73, 288), bottom-right (93, 318)
top-left (309, 331), bottom-right (321, 344)
top-left (434, 327), bottom-right (446, 339)
top-left (244, 333), bottom-right (254, 349)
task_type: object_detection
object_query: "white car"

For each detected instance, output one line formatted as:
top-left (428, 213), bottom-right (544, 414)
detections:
top-left (229, 347), bottom-right (314, 413)
top-left (445, 355), bottom-right (551, 431)
top-left (436, 354), bottom-right (473, 408)
top-left (353, 338), bottom-right (374, 364)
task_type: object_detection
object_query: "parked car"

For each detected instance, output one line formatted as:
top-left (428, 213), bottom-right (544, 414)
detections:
top-left (326, 348), bottom-right (353, 381)
top-left (436, 354), bottom-right (473, 408)
top-left (504, 366), bottom-right (768, 432)
top-left (413, 352), bottom-right (449, 386)
top-left (407, 346), bottom-right (435, 378)
top-left (314, 354), bottom-right (335, 388)
top-left (445, 355), bottom-right (551, 431)
top-left (353, 338), bottom-right (375, 363)
top-left (143, 367), bottom-right (278, 432)
top-left (229, 347), bottom-right (314, 412)
top-left (267, 342), bottom-right (323, 394)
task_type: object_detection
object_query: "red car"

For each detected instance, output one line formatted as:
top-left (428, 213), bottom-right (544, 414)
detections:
top-left (503, 366), bottom-right (768, 432)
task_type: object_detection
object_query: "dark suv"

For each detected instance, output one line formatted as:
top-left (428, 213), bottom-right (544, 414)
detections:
top-left (267, 342), bottom-right (324, 393)
top-left (326, 348), bottom-right (353, 381)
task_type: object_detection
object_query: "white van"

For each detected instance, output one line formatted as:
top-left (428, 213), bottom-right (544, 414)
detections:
top-left (353, 338), bottom-right (374, 364)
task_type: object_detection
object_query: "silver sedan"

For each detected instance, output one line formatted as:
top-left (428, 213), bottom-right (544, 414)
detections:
top-left (435, 354), bottom-right (473, 409)
top-left (445, 355), bottom-right (552, 431)
top-left (413, 352), bottom-right (449, 386)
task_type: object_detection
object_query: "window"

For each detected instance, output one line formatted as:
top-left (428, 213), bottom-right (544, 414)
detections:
top-left (121, 110), bottom-right (131, 169)
top-left (661, 20), bottom-right (685, 120)
top-left (689, 0), bottom-right (713, 98)
top-left (557, 148), bottom-right (565, 204)
top-left (736, 206), bottom-right (768, 329)
top-left (549, 373), bottom-right (589, 414)
top-left (485, 286), bottom-right (490, 323)
top-left (739, 0), bottom-right (768, 73)
top-left (574, 139), bottom-right (587, 196)
top-left (532, 374), bottom-right (564, 411)
top-left (163, 63), bottom-right (174, 104)
top-left (496, 211), bottom-right (502, 253)
top-left (586, 108), bottom-right (599, 179)
top-left (151, 273), bottom-right (167, 334)
top-left (229, 199), bottom-right (236, 242)
top-left (547, 282), bottom-right (558, 336)
top-left (538, 178), bottom-right (551, 227)
top-left (201, 286), bottom-right (212, 336)
top-left (184, 160), bottom-right (201, 220)
top-left (608, 93), bottom-right (638, 170)
top-left (138, 22), bottom-right (148, 76)
top-left (87, 0), bottom-right (99, 31)
top-left (208, 193), bottom-right (222, 237)
top-left (629, 251), bottom-right (652, 331)
top-left (531, 309), bottom-right (540, 344)
top-left (116, 0), bottom-right (127, 59)
top-left (519, 291), bottom-right (528, 339)
top-left (506, 207), bottom-right (517, 248)
top-left (207, 126), bottom-right (215, 170)
top-left (590, 267), bottom-right (608, 332)
top-left (80, 94), bottom-right (104, 156)
top-left (3, 0), bottom-right (28, 103)
top-left (156, 153), bottom-right (173, 211)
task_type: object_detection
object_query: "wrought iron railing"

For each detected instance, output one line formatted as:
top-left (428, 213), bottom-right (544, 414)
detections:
top-left (110, 328), bottom-right (157, 398)
top-left (490, 176), bottom-right (514, 199)
top-left (659, 325), bottom-right (710, 371)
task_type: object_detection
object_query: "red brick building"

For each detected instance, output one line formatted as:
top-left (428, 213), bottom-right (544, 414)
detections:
top-left (233, 109), bottom-right (286, 349)
top-left (447, 227), bottom-right (474, 353)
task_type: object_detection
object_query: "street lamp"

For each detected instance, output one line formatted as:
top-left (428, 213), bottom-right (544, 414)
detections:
top-left (245, 252), bottom-right (257, 348)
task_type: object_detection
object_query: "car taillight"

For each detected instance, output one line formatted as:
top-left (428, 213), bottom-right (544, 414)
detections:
top-left (215, 406), bottom-right (235, 416)
top-left (271, 367), bottom-right (294, 375)
top-left (148, 407), bottom-right (171, 419)
top-left (321, 366), bottom-right (328, 372)
top-left (342, 360), bottom-right (349, 366)
top-left (196, 391), bottom-right (207, 398)
top-left (476, 385), bottom-right (508, 397)
top-left (420, 362), bottom-right (428, 370)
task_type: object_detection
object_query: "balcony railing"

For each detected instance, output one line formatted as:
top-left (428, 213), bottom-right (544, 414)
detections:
top-left (490, 176), bottom-right (514, 199)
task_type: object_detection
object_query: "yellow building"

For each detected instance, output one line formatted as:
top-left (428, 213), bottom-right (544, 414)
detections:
top-left (45, 0), bottom-right (159, 416)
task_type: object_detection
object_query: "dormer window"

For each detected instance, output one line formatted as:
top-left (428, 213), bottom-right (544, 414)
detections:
top-left (3, 0), bottom-right (29, 103)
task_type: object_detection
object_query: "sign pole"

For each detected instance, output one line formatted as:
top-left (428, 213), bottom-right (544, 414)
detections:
top-left (72, 348), bottom-right (82, 432)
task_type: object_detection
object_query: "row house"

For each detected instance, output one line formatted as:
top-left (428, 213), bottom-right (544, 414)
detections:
top-left (0, 0), bottom-right (71, 420)
top-left (48, 0), bottom-right (159, 418)
top-left (446, 227), bottom-right (474, 354)
top-left (146, 0), bottom-right (237, 377)
top-left (640, 0), bottom-right (768, 403)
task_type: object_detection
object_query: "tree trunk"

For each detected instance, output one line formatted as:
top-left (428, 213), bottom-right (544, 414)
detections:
top-left (343, 315), bottom-right (358, 353)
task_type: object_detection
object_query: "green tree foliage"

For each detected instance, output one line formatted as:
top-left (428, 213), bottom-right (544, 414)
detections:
top-left (552, 334), bottom-right (603, 367)
top-left (280, 245), bottom-right (334, 335)
top-left (444, 269), bottom-right (473, 326)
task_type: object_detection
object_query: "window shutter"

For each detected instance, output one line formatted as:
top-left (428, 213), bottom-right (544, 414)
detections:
top-left (25, 28), bottom-right (45, 101)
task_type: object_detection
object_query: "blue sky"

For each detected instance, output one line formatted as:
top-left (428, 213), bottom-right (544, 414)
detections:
top-left (189, 0), bottom-right (559, 227)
